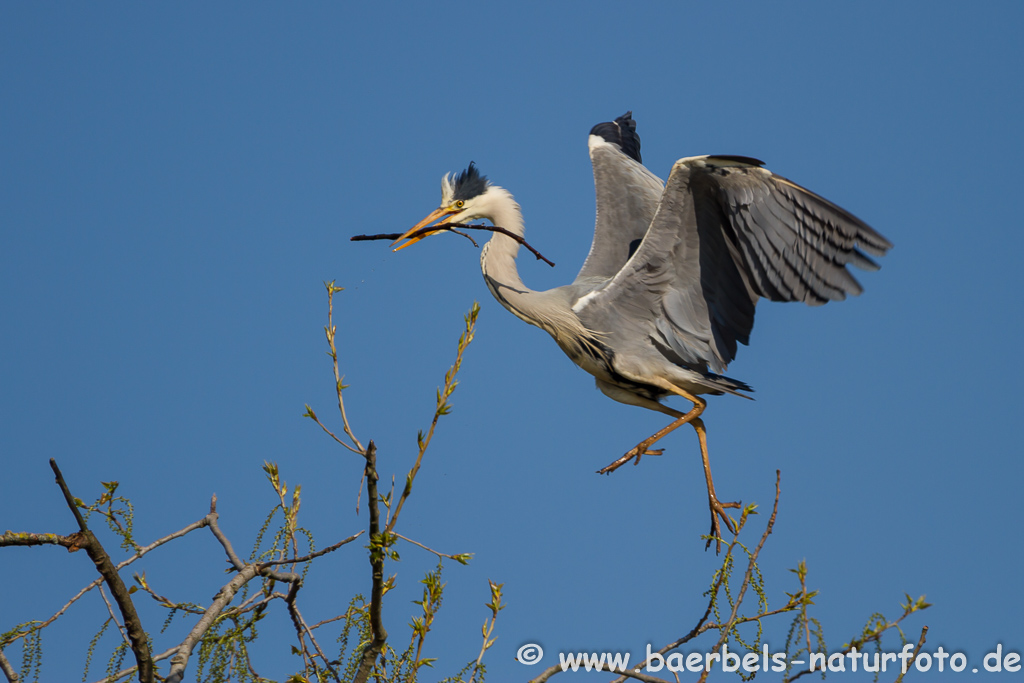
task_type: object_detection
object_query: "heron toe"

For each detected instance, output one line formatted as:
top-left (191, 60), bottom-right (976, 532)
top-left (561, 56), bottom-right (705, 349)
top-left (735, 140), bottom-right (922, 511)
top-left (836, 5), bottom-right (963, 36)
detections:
top-left (705, 496), bottom-right (741, 554)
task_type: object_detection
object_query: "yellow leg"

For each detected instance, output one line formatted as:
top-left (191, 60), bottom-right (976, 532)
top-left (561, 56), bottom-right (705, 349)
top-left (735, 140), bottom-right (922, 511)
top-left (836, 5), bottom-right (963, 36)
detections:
top-left (597, 381), bottom-right (706, 474)
top-left (692, 417), bottom-right (740, 553)
top-left (597, 380), bottom-right (740, 553)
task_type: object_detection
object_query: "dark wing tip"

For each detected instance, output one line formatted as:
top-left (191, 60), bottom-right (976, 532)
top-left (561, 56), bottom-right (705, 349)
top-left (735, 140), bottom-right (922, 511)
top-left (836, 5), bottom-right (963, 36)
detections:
top-left (452, 161), bottom-right (489, 201)
top-left (589, 111), bottom-right (642, 163)
top-left (708, 155), bottom-right (766, 167)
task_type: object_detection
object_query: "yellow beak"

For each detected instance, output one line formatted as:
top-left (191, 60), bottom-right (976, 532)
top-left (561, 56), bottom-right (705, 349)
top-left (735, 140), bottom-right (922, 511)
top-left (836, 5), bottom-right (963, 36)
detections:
top-left (391, 206), bottom-right (458, 252)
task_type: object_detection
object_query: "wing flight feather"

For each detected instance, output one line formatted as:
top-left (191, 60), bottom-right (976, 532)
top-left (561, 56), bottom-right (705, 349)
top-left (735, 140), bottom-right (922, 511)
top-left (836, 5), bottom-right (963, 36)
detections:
top-left (577, 156), bottom-right (891, 372)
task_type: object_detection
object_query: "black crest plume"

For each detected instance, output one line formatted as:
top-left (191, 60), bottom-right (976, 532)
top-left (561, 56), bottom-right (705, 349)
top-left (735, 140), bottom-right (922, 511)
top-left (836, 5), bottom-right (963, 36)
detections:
top-left (452, 162), bottom-right (489, 201)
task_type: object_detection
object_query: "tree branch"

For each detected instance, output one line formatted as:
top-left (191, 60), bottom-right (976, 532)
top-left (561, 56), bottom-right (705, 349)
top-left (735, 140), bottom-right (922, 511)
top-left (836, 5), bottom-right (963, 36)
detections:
top-left (606, 472), bottom-right (784, 683)
top-left (353, 441), bottom-right (387, 683)
top-left (0, 532), bottom-right (76, 549)
top-left (385, 303), bottom-right (478, 534)
top-left (257, 530), bottom-right (364, 567)
top-left (285, 595), bottom-right (340, 682)
top-left (893, 626), bottom-right (929, 683)
top-left (531, 662), bottom-right (670, 683)
top-left (165, 563), bottom-right (263, 683)
top-left (0, 650), bottom-right (19, 683)
top-left (5, 512), bottom-right (214, 649)
top-left (164, 496), bottom-right (347, 683)
top-left (49, 459), bottom-right (154, 683)
top-left (90, 646), bottom-right (178, 683)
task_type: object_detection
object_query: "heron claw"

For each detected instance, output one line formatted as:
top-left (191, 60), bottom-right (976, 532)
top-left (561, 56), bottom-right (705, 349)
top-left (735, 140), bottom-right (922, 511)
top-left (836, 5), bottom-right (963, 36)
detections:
top-left (596, 443), bottom-right (656, 475)
top-left (704, 496), bottom-right (741, 554)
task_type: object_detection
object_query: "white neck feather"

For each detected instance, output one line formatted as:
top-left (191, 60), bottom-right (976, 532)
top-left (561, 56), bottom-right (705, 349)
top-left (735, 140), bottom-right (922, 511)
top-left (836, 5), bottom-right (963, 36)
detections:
top-left (475, 186), bottom-right (597, 359)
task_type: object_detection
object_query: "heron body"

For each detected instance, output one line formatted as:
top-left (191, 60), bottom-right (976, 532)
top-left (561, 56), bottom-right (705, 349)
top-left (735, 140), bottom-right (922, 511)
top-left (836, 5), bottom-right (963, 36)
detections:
top-left (392, 112), bottom-right (891, 550)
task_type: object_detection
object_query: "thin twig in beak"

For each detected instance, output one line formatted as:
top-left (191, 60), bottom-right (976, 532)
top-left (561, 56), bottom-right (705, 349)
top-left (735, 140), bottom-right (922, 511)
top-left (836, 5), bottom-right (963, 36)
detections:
top-left (352, 223), bottom-right (555, 267)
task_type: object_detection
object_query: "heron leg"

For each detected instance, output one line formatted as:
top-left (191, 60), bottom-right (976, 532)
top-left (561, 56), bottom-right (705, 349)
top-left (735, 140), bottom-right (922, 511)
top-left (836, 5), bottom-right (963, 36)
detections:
top-left (692, 417), bottom-right (740, 553)
top-left (595, 380), bottom-right (739, 553)
top-left (596, 400), bottom-right (701, 474)
top-left (598, 385), bottom-right (708, 475)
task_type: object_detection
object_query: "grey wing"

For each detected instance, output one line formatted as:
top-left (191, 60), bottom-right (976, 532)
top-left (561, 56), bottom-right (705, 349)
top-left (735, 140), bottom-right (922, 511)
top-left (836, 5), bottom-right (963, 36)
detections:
top-left (703, 159), bottom-right (892, 305)
top-left (575, 156), bottom-right (891, 374)
top-left (574, 113), bottom-right (665, 285)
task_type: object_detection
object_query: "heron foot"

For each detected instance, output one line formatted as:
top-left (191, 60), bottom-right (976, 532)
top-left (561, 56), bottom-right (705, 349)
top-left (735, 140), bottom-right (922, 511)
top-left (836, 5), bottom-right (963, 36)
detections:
top-left (596, 443), bottom-right (661, 474)
top-left (705, 495), bottom-right (741, 554)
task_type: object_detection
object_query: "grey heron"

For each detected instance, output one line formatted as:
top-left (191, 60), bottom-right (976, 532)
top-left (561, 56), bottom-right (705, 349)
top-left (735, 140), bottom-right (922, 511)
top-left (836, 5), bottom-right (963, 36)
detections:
top-left (391, 112), bottom-right (891, 550)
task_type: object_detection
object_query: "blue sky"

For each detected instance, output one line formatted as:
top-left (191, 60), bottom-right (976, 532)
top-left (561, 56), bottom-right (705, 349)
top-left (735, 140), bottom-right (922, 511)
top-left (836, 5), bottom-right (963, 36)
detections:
top-left (2, 3), bottom-right (1022, 681)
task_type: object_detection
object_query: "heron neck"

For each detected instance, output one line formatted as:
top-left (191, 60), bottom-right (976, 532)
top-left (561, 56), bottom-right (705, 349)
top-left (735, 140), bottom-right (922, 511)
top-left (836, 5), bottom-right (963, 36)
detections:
top-left (477, 189), bottom-right (597, 360)
top-left (479, 195), bottom-right (542, 317)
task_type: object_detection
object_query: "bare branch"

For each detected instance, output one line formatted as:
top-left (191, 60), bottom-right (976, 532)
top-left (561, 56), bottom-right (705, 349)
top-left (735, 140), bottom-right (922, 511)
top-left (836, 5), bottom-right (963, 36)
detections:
top-left (207, 511), bottom-right (246, 571)
top-left (695, 471), bottom-right (782, 683)
top-left (787, 598), bottom-right (929, 682)
top-left (7, 513), bottom-right (214, 647)
top-left (49, 459), bottom-right (154, 683)
top-left (285, 596), bottom-right (341, 683)
top-left (305, 408), bottom-right (364, 455)
top-left (392, 532), bottom-right (470, 563)
top-left (610, 472), bottom-right (784, 683)
top-left (0, 650), bottom-right (19, 683)
top-left (0, 531), bottom-right (76, 549)
top-left (353, 441), bottom-right (387, 683)
top-left (893, 626), bottom-right (929, 683)
top-left (327, 281), bottom-right (364, 454)
top-left (530, 662), bottom-right (670, 683)
top-left (351, 222), bottom-right (556, 267)
top-left (164, 507), bottom-right (313, 683)
top-left (257, 530), bottom-right (364, 567)
top-left (165, 562), bottom-right (263, 683)
top-left (385, 303), bottom-right (479, 534)
top-left (97, 585), bottom-right (130, 647)
top-left (91, 646), bottom-right (178, 683)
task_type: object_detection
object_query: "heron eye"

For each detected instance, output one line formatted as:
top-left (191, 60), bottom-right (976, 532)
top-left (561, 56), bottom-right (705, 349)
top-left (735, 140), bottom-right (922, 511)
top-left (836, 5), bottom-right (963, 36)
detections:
top-left (455, 200), bottom-right (465, 209)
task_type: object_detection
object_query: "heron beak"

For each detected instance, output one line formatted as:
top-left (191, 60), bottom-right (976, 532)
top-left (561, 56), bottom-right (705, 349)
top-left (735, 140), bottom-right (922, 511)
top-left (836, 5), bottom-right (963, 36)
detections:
top-left (391, 207), bottom-right (457, 252)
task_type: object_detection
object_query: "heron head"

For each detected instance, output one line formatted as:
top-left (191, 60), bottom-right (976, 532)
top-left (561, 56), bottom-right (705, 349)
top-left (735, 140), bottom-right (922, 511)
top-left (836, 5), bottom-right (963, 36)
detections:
top-left (391, 163), bottom-right (490, 251)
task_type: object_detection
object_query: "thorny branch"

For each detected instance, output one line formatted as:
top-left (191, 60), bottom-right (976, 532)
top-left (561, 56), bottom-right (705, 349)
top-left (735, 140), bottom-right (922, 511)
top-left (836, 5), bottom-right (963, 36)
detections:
top-left (351, 222), bottom-right (556, 267)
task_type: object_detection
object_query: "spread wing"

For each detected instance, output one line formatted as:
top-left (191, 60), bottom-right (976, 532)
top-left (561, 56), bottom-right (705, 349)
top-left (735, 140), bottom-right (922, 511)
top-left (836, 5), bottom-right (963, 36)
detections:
top-left (575, 155), bottom-right (892, 373)
top-left (574, 112), bottom-right (665, 285)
